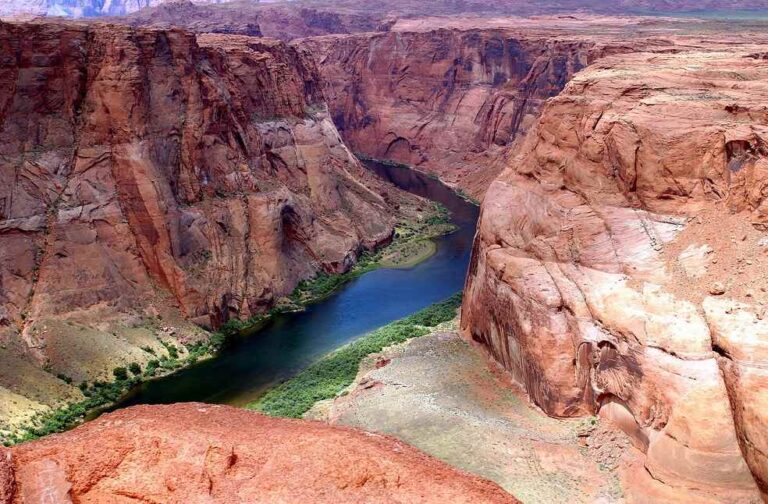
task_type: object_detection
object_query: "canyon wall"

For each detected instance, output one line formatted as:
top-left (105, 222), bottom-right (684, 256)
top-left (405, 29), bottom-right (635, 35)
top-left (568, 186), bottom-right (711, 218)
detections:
top-left (0, 21), bottom-right (397, 429)
top-left (462, 46), bottom-right (768, 501)
top-left (301, 30), bottom-right (606, 198)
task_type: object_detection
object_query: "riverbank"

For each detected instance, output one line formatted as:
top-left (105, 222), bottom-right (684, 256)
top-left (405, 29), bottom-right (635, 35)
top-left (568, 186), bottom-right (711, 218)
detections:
top-left (3, 199), bottom-right (458, 446)
top-left (302, 323), bottom-right (635, 503)
top-left (248, 293), bottom-right (462, 418)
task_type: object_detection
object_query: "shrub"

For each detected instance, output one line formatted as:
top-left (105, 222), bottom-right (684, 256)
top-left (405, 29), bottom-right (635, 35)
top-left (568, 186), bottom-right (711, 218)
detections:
top-left (112, 367), bottom-right (128, 381)
top-left (128, 362), bottom-right (141, 376)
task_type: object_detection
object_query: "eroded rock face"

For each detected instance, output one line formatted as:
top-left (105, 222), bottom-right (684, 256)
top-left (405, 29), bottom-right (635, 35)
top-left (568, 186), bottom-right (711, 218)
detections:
top-left (5, 403), bottom-right (517, 503)
top-left (462, 48), bottom-right (768, 500)
top-left (300, 30), bottom-right (600, 198)
top-left (0, 21), bottom-right (396, 415)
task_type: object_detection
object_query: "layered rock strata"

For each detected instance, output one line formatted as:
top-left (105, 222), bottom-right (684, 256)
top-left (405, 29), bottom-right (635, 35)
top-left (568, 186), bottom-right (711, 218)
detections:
top-left (0, 21), bottom-right (397, 427)
top-left (1, 403), bottom-right (518, 503)
top-left (301, 30), bottom-right (606, 198)
top-left (462, 47), bottom-right (768, 501)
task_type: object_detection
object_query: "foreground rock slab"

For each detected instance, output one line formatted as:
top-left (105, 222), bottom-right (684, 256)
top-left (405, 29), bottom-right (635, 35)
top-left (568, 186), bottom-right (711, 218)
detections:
top-left (2, 403), bottom-right (517, 503)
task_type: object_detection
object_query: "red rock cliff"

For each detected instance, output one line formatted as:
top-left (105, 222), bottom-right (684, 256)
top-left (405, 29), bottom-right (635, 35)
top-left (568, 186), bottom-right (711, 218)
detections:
top-left (462, 44), bottom-right (768, 501)
top-left (300, 29), bottom-right (599, 198)
top-left (0, 21), bottom-right (396, 417)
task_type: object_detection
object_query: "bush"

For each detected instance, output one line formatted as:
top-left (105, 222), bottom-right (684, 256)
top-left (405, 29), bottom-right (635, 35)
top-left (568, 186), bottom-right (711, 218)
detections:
top-left (112, 367), bottom-right (128, 381)
top-left (249, 293), bottom-right (461, 418)
top-left (56, 373), bottom-right (73, 384)
top-left (128, 362), bottom-right (141, 376)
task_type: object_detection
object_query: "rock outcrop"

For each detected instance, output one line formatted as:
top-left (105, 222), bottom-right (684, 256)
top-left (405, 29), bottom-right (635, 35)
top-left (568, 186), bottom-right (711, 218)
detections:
top-left (0, 21), bottom-right (398, 426)
top-left (462, 46), bottom-right (768, 501)
top-left (3, 403), bottom-right (517, 503)
top-left (301, 30), bottom-right (604, 198)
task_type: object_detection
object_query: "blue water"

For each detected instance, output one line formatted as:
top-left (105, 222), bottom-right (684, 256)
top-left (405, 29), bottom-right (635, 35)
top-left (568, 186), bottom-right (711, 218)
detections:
top-left (111, 161), bottom-right (478, 408)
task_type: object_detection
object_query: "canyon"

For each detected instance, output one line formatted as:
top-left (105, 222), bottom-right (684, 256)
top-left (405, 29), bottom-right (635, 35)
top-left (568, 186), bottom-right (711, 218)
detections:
top-left (0, 19), bottom-right (414, 434)
top-left (1, 1), bottom-right (768, 503)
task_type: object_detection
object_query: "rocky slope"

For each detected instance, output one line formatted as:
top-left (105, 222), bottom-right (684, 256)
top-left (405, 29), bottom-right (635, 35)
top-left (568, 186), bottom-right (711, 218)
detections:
top-left (0, 20), bottom-right (400, 430)
top-left (300, 29), bottom-right (630, 198)
top-left (0, 403), bottom-right (517, 503)
top-left (462, 44), bottom-right (768, 501)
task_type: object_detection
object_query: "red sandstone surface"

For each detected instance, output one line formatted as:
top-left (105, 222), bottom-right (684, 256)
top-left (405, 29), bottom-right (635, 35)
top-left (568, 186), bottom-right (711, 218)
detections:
top-left (1, 403), bottom-right (517, 503)
top-left (462, 41), bottom-right (768, 501)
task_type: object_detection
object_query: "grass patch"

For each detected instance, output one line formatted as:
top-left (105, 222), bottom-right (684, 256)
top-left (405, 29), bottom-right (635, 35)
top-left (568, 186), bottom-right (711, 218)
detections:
top-left (248, 293), bottom-right (462, 419)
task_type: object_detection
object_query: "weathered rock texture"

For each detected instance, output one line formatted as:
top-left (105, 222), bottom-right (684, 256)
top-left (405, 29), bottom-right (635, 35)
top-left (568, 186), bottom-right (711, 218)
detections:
top-left (0, 21), bottom-right (397, 427)
top-left (462, 46), bottom-right (768, 501)
top-left (301, 30), bottom-right (607, 198)
top-left (3, 403), bottom-right (517, 503)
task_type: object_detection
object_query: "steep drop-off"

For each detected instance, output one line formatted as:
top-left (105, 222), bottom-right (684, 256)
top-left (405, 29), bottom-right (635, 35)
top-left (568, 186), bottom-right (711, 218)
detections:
top-left (301, 30), bottom-right (615, 198)
top-left (462, 45), bottom-right (768, 501)
top-left (0, 403), bottom-right (517, 503)
top-left (0, 21), bottom-right (399, 431)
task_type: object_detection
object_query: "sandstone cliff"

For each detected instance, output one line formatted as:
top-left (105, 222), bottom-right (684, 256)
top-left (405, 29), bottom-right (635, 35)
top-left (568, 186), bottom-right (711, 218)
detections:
top-left (462, 45), bottom-right (768, 501)
top-left (0, 21), bottom-right (397, 429)
top-left (1, 403), bottom-right (518, 503)
top-left (301, 30), bottom-right (605, 198)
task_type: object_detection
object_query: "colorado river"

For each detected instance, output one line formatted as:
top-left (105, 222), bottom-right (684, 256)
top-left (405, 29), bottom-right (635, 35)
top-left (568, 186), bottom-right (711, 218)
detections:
top-left (111, 161), bottom-right (479, 409)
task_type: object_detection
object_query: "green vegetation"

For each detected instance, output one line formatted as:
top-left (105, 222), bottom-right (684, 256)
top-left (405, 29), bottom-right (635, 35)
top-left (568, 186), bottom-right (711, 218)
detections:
top-left (6, 378), bottom-right (138, 445)
top-left (4, 337), bottom-right (206, 446)
top-left (248, 293), bottom-right (462, 419)
top-left (112, 367), bottom-right (128, 381)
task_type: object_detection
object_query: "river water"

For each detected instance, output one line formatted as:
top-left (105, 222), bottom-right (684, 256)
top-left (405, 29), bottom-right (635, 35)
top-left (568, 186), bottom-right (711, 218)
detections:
top-left (111, 161), bottom-right (479, 409)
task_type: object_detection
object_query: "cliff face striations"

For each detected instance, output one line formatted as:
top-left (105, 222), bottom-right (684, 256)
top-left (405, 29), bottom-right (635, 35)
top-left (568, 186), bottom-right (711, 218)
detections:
top-left (462, 47), bottom-right (768, 501)
top-left (0, 21), bottom-right (396, 426)
top-left (300, 30), bottom-right (600, 198)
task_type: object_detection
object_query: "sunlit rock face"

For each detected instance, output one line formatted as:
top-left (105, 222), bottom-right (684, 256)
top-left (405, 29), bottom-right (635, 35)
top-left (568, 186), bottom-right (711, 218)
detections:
top-left (462, 46), bottom-right (768, 501)
top-left (0, 21), bottom-right (398, 427)
top-left (1, 404), bottom-right (518, 503)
